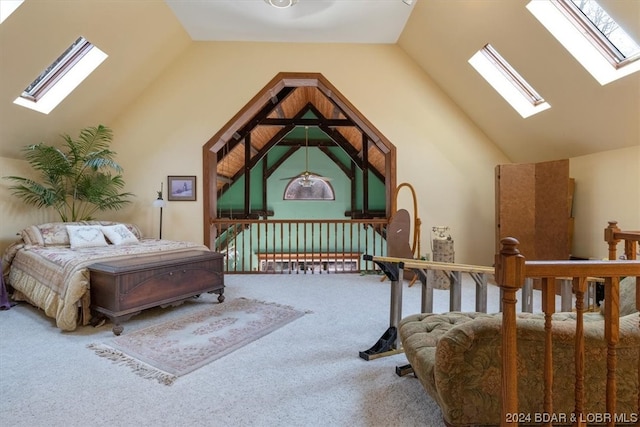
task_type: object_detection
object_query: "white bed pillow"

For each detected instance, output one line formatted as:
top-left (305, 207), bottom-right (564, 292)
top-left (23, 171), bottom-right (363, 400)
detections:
top-left (66, 225), bottom-right (109, 249)
top-left (101, 224), bottom-right (139, 245)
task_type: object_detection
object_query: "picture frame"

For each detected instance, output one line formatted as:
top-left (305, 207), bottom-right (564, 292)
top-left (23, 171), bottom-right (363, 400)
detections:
top-left (167, 176), bottom-right (196, 201)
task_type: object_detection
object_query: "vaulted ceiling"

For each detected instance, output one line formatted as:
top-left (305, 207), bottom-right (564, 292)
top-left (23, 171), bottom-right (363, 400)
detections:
top-left (209, 84), bottom-right (388, 195)
top-left (169, 0), bottom-right (640, 163)
top-left (1, 0), bottom-right (638, 164)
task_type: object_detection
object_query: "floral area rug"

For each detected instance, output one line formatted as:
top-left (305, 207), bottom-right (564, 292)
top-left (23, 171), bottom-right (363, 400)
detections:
top-left (88, 298), bottom-right (307, 385)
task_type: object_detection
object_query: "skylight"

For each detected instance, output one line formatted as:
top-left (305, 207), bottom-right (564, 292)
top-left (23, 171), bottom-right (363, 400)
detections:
top-left (0, 0), bottom-right (24, 24)
top-left (469, 44), bottom-right (550, 119)
top-left (13, 36), bottom-right (108, 114)
top-left (527, 0), bottom-right (640, 85)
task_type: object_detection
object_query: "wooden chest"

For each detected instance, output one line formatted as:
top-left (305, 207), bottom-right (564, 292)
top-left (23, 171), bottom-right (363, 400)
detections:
top-left (88, 250), bottom-right (224, 335)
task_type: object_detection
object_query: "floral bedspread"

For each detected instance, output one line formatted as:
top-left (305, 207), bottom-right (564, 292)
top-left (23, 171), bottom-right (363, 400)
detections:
top-left (5, 239), bottom-right (209, 331)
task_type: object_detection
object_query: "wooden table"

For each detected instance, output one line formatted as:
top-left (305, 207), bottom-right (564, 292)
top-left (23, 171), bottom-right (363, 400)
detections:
top-left (88, 250), bottom-right (224, 335)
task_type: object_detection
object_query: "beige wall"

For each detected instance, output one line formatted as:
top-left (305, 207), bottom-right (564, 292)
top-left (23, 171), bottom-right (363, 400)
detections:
top-left (0, 157), bottom-right (57, 252)
top-left (570, 145), bottom-right (640, 259)
top-left (107, 42), bottom-right (508, 266)
top-left (3, 40), bottom-right (636, 266)
top-left (0, 0), bottom-right (191, 160)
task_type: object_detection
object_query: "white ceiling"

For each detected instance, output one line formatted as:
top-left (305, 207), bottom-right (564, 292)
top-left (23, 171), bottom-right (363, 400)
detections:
top-left (165, 0), bottom-right (415, 44)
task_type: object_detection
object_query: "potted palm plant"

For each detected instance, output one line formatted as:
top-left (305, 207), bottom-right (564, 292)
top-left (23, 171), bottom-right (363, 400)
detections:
top-left (4, 124), bottom-right (133, 221)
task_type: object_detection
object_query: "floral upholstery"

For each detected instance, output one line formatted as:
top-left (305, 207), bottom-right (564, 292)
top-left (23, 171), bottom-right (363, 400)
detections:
top-left (399, 276), bottom-right (639, 426)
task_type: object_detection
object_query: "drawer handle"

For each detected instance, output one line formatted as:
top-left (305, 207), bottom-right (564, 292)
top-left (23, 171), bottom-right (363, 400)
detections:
top-left (169, 272), bottom-right (173, 276)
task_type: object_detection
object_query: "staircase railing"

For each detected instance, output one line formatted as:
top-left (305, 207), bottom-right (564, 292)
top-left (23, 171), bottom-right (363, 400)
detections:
top-left (210, 218), bottom-right (388, 273)
top-left (496, 237), bottom-right (640, 426)
top-left (605, 220), bottom-right (639, 260)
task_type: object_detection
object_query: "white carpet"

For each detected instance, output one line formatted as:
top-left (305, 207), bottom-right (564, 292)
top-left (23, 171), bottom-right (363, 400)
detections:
top-left (0, 272), bottom-right (544, 427)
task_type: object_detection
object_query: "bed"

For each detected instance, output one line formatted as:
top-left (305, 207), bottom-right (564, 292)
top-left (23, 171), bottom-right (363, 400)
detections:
top-left (1, 221), bottom-right (214, 331)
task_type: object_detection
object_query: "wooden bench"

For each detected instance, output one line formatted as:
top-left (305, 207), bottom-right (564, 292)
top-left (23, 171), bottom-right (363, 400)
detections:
top-left (88, 250), bottom-right (224, 335)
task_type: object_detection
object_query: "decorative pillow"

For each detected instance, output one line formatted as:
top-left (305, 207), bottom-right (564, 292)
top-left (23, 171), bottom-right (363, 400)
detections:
top-left (21, 222), bottom-right (72, 246)
top-left (90, 221), bottom-right (143, 240)
top-left (66, 225), bottom-right (109, 249)
top-left (20, 224), bottom-right (45, 246)
top-left (101, 224), bottom-right (139, 245)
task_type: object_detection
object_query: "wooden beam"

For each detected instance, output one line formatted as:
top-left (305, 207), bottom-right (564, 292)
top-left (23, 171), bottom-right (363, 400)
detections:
top-left (362, 135), bottom-right (369, 215)
top-left (260, 118), bottom-right (353, 127)
top-left (244, 133), bottom-right (251, 217)
top-left (262, 153), bottom-right (268, 213)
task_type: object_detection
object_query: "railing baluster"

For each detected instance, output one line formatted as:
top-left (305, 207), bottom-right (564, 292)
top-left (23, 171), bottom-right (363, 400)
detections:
top-left (357, 222), bottom-right (361, 272)
top-left (279, 222), bottom-right (284, 274)
top-left (237, 221), bottom-right (241, 271)
top-left (626, 240), bottom-right (637, 260)
top-left (604, 276), bottom-right (620, 427)
top-left (255, 221), bottom-right (259, 272)
top-left (296, 222), bottom-right (300, 274)
top-left (288, 222), bottom-right (292, 274)
top-left (472, 272), bottom-right (487, 313)
top-left (450, 271), bottom-right (461, 311)
top-left (522, 277), bottom-right (533, 312)
top-left (342, 222), bottom-right (346, 272)
top-left (304, 222), bottom-right (313, 274)
top-left (496, 237), bottom-right (525, 426)
top-left (210, 218), bottom-right (388, 274)
top-left (313, 221), bottom-right (316, 273)
top-left (573, 276), bottom-right (587, 426)
top-left (541, 276), bottom-right (555, 426)
top-left (333, 222), bottom-right (337, 272)
top-left (264, 222), bottom-right (276, 273)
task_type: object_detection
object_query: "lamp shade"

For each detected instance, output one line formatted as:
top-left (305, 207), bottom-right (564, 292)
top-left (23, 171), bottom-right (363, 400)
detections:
top-left (265, 0), bottom-right (297, 8)
top-left (153, 198), bottom-right (166, 208)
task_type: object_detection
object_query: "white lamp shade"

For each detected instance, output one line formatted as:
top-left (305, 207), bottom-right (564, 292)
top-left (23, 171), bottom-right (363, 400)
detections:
top-left (265, 0), bottom-right (297, 8)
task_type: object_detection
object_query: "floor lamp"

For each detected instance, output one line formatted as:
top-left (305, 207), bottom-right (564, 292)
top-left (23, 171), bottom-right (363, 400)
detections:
top-left (153, 183), bottom-right (166, 239)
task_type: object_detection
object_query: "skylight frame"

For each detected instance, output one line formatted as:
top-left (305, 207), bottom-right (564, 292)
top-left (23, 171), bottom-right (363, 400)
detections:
top-left (558, 0), bottom-right (639, 68)
top-left (469, 44), bottom-right (551, 119)
top-left (21, 37), bottom-right (93, 102)
top-left (14, 36), bottom-right (108, 114)
top-left (527, 0), bottom-right (640, 85)
top-left (481, 44), bottom-right (546, 107)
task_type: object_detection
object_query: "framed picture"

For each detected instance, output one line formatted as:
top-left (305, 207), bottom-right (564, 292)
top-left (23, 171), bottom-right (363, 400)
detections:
top-left (168, 176), bottom-right (196, 201)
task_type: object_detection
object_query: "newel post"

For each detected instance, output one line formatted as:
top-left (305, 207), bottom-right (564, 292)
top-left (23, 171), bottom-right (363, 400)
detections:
top-left (604, 220), bottom-right (621, 260)
top-left (496, 237), bottom-right (526, 426)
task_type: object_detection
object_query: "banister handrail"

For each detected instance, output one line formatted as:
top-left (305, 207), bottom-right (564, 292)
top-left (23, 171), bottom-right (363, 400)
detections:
top-left (524, 259), bottom-right (640, 278)
top-left (365, 255), bottom-right (494, 274)
top-left (211, 218), bottom-right (389, 226)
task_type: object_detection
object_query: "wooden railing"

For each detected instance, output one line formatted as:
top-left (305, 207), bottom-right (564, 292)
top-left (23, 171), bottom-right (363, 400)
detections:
top-left (496, 237), bottom-right (640, 427)
top-left (368, 255), bottom-right (605, 320)
top-left (211, 218), bottom-right (388, 273)
top-left (605, 221), bottom-right (639, 260)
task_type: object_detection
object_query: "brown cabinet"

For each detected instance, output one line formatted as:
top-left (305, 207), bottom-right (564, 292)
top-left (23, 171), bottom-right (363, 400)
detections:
top-left (88, 250), bottom-right (224, 335)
